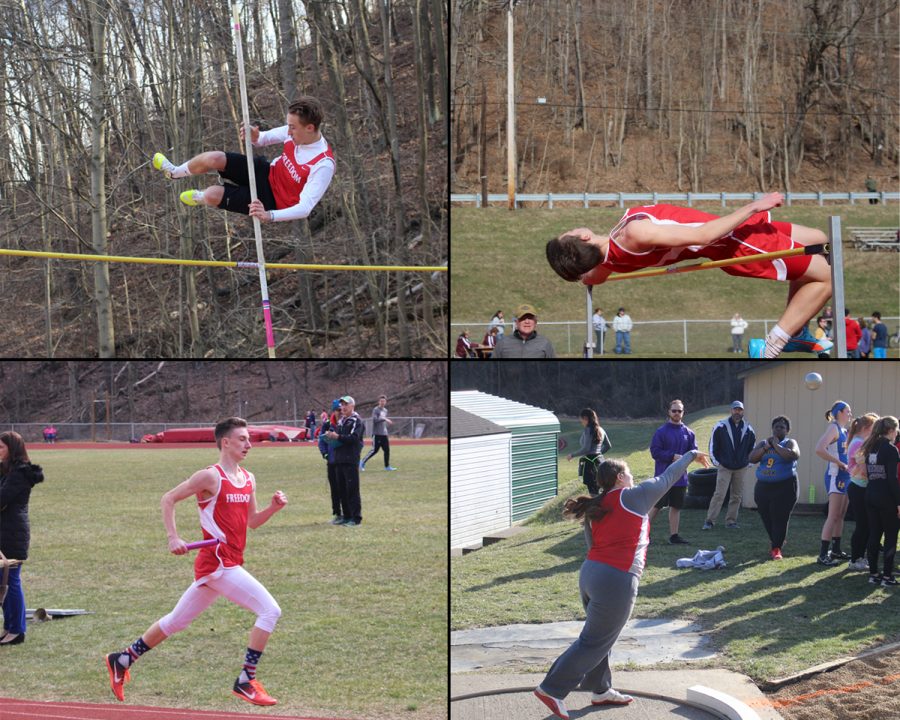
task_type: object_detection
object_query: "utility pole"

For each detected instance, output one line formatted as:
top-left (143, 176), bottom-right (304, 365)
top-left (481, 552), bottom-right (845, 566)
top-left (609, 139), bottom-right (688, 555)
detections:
top-left (506, 2), bottom-right (516, 210)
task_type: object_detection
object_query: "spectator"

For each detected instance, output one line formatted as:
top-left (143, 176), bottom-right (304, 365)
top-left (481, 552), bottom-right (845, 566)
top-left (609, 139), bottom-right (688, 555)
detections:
top-left (482, 326), bottom-right (500, 348)
top-left (865, 175), bottom-right (878, 204)
top-left (822, 306), bottom-right (834, 336)
top-left (648, 399), bottom-right (703, 545)
top-left (730, 313), bottom-right (748, 353)
top-left (325, 396), bottom-right (365, 527)
top-left (491, 304), bottom-right (556, 359)
top-left (857, 318), bottom-right (872, 359)
top-left (749, 416), bottom-right (800, 560)
top-left (361, 395), bottom-right (396, 472)
top-left (305, 410), bottom-right (316, 442)
top-left (489, 310), bottom-right (506, 339)
top-left (566, 408), bottom-right (611, 496)
top-left (454, 330), bottom-right (475, 359)
top-left (814, 400), bottom-right (853, 566)
top-left (42, 426), bottom-right (57, 444)
top-left (861, 416), bottom-right (900, 586)
top-left (0, 431), bottom-right (45, 646)
top-left (703, 401), bottom-right (756, 530)
top-left (612, 307), bottom-right (633, 355)
top-left (844, 309), bottom-right (862, 359)
top-left (846, 413), bottom-right (879, 571)
top-left (592, 308), bottom-right (608, 355)
top-left (871, 312), bottom-right (888, 359)
top-left (319, 399), bottom-right (347, 524)
top-left (317, 410), bottom-right (328, 439)
top-left (813, 316), bottom-right (831, 344)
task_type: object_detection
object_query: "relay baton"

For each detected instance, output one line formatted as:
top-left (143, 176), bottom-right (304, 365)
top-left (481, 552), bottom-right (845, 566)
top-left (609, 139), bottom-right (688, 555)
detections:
top-left (184, 538), bottom-right (220, 551)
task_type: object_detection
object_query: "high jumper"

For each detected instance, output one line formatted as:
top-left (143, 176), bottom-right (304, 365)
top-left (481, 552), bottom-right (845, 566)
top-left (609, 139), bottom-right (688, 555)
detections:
top-left (545, 192), bottom-right (833, 358)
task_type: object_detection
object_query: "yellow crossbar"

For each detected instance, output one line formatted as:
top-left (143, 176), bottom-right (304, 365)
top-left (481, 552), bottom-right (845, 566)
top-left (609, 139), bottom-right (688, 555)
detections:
top-left (601, 244), bottom-right (826, 283)
top-left (0, 248), bottom-right (447, 273)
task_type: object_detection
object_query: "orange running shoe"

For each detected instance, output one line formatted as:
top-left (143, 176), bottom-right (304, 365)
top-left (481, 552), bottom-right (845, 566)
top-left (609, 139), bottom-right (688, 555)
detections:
top-left (233, 678), bottom-right (278, 706)
top-left (105, 653), bottom-right (131, 701)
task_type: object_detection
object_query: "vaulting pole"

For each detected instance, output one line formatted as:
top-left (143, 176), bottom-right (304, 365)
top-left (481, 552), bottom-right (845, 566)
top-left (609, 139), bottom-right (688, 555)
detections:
top-left (233, 3), bottom-right (276, 358)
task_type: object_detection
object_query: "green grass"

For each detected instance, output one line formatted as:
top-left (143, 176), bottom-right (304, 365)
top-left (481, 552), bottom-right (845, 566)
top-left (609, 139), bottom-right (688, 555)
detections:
top-left (14, 446), bottom-right (447, 720)
top-left (450, 205), bottom-right (900, 357)
top-left (451, 408), bottom-right (900, 683)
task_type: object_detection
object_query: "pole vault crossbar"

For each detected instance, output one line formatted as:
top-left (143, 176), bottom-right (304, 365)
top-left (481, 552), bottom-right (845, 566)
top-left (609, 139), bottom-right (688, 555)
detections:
top-left (233, 3), bottom-right (276, 358)
top-left (584, 221), bottom-right (845, 358)
top-left (0, 248), bottom-right (447, 273)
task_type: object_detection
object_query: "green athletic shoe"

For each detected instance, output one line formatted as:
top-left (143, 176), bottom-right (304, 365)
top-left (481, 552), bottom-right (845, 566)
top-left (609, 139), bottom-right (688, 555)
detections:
top-left (179, 190), bottom-right (203, 207)
top-left (152, 152), bottom-right (172, 178)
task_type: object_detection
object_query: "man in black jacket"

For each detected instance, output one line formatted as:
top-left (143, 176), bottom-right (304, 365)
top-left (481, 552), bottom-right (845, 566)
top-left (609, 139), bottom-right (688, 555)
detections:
top-left (325, 396), bottom-right (365, 527)
top-left (703, 401), bottom-right (756, 530)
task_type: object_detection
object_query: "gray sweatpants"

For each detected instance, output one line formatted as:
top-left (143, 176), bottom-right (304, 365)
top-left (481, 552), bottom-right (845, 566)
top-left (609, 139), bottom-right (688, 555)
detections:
top-left (540, 559), bottom-right (639, 698)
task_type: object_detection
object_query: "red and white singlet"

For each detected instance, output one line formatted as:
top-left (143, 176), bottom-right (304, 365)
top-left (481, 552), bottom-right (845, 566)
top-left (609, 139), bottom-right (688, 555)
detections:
top-left (269, 140), bottom-right (335, 210)
top-left (194, 464), bottom-right (254, 581)
top-left (586, 488), bottom-right (650, 576)
top-left (581, 204), bottom-right (811, 285)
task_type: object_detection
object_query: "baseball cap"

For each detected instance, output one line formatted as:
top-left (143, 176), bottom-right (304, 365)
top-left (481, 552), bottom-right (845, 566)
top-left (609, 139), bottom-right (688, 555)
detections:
top-left (731, 401), bottom-right (744, 409)
top-left (331, 399), bottom-right (341, 410)
top-left (339, 395), bottom-right (355, 405)
top-left (515, 303), bottom-right (537, 319)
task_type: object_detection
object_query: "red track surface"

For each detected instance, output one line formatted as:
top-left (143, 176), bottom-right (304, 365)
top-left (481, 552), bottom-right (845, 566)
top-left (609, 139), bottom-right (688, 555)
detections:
top-left (33, 439), bottom-right (445, 450)
top-left (0, 697), bottom-right (349, 720)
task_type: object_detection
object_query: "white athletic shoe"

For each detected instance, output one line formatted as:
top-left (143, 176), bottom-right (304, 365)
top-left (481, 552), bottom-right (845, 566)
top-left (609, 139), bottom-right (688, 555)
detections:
top-left (848, 558), bottom-right (869, 571)
top-left (591, 688), bottom-right (634, 706)
top-left (533, 687), bottom-right (569, 719)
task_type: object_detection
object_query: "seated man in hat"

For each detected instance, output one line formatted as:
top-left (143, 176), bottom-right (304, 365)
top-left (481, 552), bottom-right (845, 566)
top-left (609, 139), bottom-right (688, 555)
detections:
top-left (492, 304), bottom-right (556, 359)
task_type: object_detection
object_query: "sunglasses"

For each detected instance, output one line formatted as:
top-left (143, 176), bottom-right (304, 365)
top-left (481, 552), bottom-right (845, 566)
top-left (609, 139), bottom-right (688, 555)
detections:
top-left (670, 409), bottom-right (684, 414)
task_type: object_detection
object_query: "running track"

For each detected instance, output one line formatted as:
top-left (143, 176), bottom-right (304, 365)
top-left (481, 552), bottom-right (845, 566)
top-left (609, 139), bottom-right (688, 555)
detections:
top-left (33, 440), bottom-right (445, 450)
top-left (0, 698), bottom-right (349, 720)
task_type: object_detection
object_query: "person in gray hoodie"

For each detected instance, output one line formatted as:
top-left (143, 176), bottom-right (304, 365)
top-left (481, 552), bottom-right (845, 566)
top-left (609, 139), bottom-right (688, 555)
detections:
top-left (566, 409), bottom-right (612, 495)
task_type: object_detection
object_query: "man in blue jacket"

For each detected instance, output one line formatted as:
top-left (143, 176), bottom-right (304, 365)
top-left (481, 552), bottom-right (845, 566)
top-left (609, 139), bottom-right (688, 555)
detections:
top-left (319, 399), bottom-right (347, 524)
top-left (324, 396), bottom-right (365, 527)
top-left (704, 401), bottom-right (756, 530)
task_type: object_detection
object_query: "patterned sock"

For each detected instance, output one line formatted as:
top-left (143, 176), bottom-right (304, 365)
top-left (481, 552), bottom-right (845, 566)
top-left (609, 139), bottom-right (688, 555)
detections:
top-left (238, 647), bottom-right (263, 683)
top-left (763, 324), bottom-right (791, 358)
top-left (119, 636), bottom-right (150, 668)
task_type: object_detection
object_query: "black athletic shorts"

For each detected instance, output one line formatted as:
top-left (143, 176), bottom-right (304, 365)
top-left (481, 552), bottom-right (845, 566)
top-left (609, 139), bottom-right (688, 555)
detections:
top-left (217, 153), bottom-right (277, 215)
top-left (654, 484), bottom-right (686, 510)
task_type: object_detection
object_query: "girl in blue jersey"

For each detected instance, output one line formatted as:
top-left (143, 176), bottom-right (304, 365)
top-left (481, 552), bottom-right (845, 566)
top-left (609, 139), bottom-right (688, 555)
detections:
top-left (815, 401), bottom-right (852, 566)
top-left (749, 416), bottom-right (800, 560)
top-left (566, 409), bottom-right (611, 495)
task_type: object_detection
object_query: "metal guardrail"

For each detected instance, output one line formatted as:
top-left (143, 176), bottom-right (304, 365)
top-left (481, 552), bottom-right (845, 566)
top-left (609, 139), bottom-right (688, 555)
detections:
top-left (451, 191), bottom-right (900, 208)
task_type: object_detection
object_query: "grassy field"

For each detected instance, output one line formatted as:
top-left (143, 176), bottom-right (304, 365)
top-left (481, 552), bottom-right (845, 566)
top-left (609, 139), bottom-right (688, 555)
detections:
top-left (4, 444), bottom-right (447, 720)
top-left (450, 204), bottom-right (900, 357)
top-left (451, 408), bottom-right (900, 683)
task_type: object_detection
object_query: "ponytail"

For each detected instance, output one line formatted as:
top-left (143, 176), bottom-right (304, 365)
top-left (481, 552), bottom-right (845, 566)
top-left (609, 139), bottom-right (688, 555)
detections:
top-left (860, 416), bottom-right (899, 460)
top-left (562, 458), bottom-right (628, 524)
top-left (847, 413), bottom-right (878, 446)
top-left (825, 401), bottom-right (849, 423)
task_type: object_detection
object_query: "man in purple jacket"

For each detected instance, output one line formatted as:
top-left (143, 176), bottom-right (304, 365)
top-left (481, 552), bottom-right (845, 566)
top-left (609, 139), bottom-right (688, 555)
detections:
top-left (648, 399), bottom-right (703, 544)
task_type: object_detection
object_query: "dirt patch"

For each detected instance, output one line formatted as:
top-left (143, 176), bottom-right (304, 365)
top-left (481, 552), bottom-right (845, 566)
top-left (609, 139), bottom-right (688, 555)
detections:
top-left (765, 650), bottom-right (900, 720)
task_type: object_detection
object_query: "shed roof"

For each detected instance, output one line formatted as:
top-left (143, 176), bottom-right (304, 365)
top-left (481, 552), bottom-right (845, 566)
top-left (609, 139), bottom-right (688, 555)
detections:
top-left (450, 390), bottom-right (559, 431)
top-left (451, 406), bottom-right (509, 439)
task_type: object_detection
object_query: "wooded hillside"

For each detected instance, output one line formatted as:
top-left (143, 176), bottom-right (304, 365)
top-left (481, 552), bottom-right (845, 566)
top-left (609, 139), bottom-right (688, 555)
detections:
top-left (452, 0), bottom-right (898, 195)
top-left (1, 0), bottom-right (448, 358)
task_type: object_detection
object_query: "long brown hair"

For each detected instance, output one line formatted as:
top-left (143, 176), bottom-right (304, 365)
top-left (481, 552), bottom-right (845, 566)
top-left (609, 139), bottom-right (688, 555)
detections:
top-left (563, 459), bottom-right (628, 523)
top-left (847, 413), bottom-right (878, 446)
top-left (860, 416), bottom-right (899, 460)
top-left (580, 408), bottom-right (603, 445)
top-left (0, 431), bottom-right (30, 475)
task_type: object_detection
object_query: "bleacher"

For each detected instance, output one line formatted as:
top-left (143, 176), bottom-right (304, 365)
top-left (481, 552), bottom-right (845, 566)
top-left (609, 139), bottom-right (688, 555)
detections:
top-left (846, 227), bottom-right (900, 251)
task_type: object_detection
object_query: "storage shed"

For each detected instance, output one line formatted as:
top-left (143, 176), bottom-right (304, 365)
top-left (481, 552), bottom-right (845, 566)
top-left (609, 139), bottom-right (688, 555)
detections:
top-left (451, 390), bottom-right (560, 522)
top-left (739, 362), bottom-right (900, 505)
top-left (450, 407), bottom-right (512, 550)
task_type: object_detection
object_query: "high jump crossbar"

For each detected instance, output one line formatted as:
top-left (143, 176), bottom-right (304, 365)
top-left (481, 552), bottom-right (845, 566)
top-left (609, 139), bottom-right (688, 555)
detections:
top-left (584, 219), bottom-right (846, 358)
top-left (0, 248), bottom-right (447, 274)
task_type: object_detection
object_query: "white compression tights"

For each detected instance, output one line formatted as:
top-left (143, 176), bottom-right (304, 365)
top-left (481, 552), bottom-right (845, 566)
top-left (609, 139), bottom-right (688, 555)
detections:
top-left (158, 565), bottom-right (281, 636)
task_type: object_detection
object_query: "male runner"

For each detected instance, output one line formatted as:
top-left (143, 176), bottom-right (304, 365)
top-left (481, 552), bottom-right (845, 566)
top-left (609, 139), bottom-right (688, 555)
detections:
top-left (153, 96), bottom-right (335, 225)
top-left (104, 417), bottom-right (287, 706)
top-left (545, 192), bottom-right (833, 358)
top-left (361, 395), bottom-right (396, 472)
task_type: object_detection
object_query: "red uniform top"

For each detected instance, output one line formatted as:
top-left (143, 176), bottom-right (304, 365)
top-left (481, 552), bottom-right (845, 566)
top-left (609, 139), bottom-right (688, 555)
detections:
top-left (194, 464), bottom-right (254, 581)
top-left (586, 488), bottom-right (650, 577)
top-left (268, 140), bottom-right (335, 211)
top-left (581, 204), bottom-right (811, 285)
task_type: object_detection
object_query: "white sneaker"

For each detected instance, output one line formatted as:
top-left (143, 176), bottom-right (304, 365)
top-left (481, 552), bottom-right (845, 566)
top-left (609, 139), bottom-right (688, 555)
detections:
top-left (591, 688), bottom-right (634, 706)
top-left (533, 687), bottom-right (569, 719)
top-left (848, 558), bottom-right (869, 571)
